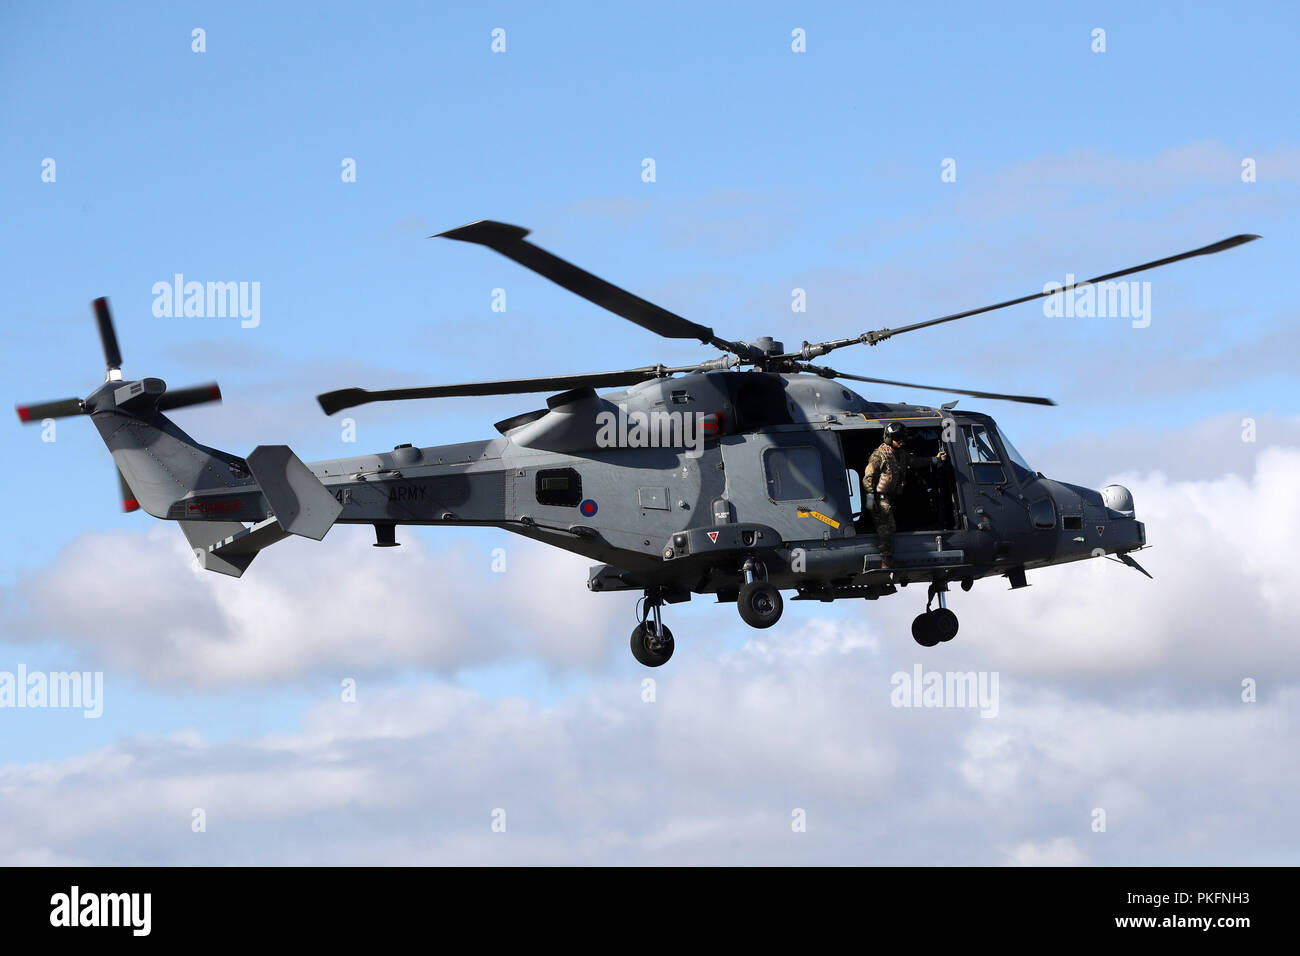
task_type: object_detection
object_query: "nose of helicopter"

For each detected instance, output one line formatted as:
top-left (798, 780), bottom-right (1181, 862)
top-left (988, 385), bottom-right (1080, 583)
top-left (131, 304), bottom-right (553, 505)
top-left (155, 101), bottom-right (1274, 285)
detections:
top-left (1101, 483), bottom-right (1146, 552)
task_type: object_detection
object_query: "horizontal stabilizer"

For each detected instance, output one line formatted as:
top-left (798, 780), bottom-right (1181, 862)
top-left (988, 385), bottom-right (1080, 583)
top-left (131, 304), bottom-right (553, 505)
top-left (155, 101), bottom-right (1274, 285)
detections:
top-left (246, 445), bottom-right (342, 541)
top-left (181, 517), bottom-right (292, 578)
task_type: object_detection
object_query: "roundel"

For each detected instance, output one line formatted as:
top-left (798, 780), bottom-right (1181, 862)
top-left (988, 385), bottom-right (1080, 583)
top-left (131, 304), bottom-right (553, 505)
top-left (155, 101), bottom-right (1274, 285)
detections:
top-left (580, 499), bottom-right (598, 517)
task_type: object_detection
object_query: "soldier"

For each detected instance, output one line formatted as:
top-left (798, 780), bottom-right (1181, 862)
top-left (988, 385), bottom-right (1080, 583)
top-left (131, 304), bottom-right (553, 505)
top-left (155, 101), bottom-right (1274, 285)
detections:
top-left (863, 421), bottom-right (947, 569)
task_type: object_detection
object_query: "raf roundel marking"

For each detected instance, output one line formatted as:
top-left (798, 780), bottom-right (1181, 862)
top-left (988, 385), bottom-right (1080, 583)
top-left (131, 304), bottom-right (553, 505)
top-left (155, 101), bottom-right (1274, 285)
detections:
top-left (580, 499), bottom-right (598, 517)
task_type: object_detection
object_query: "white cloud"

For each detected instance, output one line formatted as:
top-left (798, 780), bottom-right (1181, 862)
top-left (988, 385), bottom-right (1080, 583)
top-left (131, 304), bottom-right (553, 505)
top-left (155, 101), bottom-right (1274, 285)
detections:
top-left (0, 640), bottom-right (1295, 865)
top-left (4, 526), bottom-right (632, 686)
top-left (1003, 837), bottom-right (1087, 867)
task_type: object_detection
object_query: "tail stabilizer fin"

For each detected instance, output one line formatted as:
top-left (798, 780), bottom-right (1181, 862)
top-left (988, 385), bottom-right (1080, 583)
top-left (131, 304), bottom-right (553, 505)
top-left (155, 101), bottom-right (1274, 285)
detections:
top-left (246, 445), bottom-right (342, 541)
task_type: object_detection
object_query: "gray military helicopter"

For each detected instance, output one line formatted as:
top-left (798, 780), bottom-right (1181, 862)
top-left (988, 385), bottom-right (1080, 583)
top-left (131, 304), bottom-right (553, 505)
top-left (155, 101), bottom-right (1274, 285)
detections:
top-left (17, 223), bottom-right (1257, 665)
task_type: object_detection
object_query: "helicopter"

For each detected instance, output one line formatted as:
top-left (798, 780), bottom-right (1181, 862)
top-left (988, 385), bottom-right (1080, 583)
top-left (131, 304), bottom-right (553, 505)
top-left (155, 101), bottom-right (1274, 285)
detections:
top-left (16, 222), bottom-right (1257, 666)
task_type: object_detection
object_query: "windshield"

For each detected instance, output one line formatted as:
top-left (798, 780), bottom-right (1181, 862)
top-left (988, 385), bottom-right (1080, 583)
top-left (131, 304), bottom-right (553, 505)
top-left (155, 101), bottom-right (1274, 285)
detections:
top-left (997, 428), bottom-right (1036, 482)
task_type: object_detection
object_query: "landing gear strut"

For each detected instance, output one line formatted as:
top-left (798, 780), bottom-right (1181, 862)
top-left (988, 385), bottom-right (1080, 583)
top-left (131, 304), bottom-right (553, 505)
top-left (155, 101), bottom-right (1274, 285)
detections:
top-left (630, 591), bottom-right (675, 667)
top-left (911, 582), bottom-right (959, 647)
top-left (737, 558), bottom-right (783, 629)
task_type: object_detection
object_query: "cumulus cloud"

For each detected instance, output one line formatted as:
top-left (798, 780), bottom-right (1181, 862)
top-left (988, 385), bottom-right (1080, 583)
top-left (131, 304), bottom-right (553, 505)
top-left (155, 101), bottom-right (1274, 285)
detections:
top-left (0, 626), bottom-right (1295, 865)
top-left (2, 526), bottom-right (633, 686)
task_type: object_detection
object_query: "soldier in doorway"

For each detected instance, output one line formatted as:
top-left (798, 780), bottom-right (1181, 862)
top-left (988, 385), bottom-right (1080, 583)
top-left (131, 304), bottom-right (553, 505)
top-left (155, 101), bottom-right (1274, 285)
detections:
top-left (863, 421), bottom-right (946, 569)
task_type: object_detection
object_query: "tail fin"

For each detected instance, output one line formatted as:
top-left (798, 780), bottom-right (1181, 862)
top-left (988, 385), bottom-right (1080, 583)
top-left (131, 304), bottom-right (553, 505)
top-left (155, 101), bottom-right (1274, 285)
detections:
top-left (91, 406), bottom-right (342, 577)
top-left (15, 297), bottom-right (340, 578)
top-left (89, 402), bottom-right (257, 520)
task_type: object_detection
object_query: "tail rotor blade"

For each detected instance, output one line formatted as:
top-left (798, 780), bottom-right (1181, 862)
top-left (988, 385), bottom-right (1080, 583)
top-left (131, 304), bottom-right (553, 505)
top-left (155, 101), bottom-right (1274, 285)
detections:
top-left (15, 398), bottom-right (85, 423)
top-left (118, 467), bottom-right (139, 513)
top-left (157, 382), bottom-right (222, 412)
top-left (92, 297), bottom-right (123, 372)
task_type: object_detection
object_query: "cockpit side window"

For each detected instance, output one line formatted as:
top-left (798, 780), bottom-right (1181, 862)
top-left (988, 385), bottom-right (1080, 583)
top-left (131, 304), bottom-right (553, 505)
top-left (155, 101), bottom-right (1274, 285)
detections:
top-left (963, 425), bottom-right (1006, 484)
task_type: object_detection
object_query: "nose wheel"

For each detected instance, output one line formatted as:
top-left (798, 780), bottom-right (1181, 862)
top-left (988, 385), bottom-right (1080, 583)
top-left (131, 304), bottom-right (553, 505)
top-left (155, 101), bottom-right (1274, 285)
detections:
top-left (738, 581), bottom-right (783, 629)
top-left (630, 592), bottom-right (675, 667)
top-left (912, 583), bottom-right (959, 647)
top-left (736, 559), bottom-right (783, 629)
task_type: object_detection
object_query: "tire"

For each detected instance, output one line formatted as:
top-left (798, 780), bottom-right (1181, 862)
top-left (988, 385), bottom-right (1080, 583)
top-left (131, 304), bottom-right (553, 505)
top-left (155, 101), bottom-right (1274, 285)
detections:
top-left (931, 608), bottom-right (959, 642)
top-left (630, 623), bottom-right (675, 667)
top-left (911, 613), bottom-right (941, 647)
top-left (737, 581), bottom-right (783, 629)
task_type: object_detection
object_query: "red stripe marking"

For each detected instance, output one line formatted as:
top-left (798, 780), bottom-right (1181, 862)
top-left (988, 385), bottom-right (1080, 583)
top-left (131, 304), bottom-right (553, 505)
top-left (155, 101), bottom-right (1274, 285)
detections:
top-left (123, 498), bottom-right (140, 512)
top-left (16, 406), bottom-right (31, 422)
top-left (209, 384), bottom-right (221, 401)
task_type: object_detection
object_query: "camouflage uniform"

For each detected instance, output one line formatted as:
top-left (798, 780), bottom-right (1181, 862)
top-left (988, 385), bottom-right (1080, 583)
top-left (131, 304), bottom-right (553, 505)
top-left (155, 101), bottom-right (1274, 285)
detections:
top-left (864, 441), bottom-right (942, 562)
top-left (864, 442), bottom-right (907, 561)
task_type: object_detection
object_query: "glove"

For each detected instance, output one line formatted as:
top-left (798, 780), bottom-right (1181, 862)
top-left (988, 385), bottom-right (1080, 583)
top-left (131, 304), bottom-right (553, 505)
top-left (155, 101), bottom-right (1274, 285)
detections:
top-left (864, 493), bottom-right (876, 510)
top-left (936, 447), bottom-right (948, 462)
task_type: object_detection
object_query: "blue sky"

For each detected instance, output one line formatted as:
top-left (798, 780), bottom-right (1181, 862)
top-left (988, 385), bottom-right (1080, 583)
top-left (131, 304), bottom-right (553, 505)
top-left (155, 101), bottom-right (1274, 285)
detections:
top-left (1, 1), bottom-right (1297, 863)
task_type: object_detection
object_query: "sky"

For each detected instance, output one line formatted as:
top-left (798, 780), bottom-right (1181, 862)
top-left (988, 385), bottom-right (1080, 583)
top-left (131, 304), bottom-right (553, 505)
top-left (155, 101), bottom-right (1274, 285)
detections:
top-left (0, 0), bottom-right (1297, 864)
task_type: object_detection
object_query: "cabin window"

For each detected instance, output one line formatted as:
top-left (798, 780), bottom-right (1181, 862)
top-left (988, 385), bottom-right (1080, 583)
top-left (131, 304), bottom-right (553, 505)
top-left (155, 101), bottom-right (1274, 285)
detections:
top-left (763, 445), bottom-right (824, 501)
top-left (964, 425), bottom-right (1006, 484)
top-left (535, 467), bottom-right (582, 507)
top-left (1063, 515), bottom-right (1083, 531)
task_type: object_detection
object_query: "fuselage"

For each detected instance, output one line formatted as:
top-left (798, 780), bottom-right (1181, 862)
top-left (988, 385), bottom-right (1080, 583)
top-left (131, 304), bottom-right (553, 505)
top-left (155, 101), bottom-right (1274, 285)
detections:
top-left (198, 370), bottom-right (1144, 601)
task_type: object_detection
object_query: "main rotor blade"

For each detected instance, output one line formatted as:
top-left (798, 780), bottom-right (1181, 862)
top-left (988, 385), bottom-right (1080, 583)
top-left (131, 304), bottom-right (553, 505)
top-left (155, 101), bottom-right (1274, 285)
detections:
top-left (865, 234), bottom-right (1260, 345)
top-left (92, 297), bottom-right (123, 371)
top-left (434, 220), bottom-right (739, 352)
top-left (813, 367), bottom-right (1055, 406)
top-left (318, 367), bottom-right (665, 415)
top-left (158, 382), bottom-right (222, 412)
top-left (16, 398), bottom-right (85, 423)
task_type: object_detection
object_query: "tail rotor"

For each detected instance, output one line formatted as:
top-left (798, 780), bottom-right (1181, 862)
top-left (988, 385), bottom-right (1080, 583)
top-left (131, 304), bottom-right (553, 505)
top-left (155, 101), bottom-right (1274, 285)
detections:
top-left (15, 297), bottom-right (225, 512)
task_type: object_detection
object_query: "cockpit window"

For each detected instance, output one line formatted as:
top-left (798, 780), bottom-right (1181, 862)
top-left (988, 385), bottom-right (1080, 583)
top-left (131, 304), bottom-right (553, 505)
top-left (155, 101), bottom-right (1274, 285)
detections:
top-left (996, 428), bottom-right (1036, 483)
top-left (963, 425), bottom-right (1006, 484)
top-left (966, 426), bottom-right (999, 463)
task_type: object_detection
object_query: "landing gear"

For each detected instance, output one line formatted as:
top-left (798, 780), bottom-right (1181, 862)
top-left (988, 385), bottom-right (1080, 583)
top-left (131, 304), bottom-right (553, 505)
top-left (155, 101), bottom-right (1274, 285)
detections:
top-left (737, 559), bottom-right (783, 629)
top-left (630, 591), bottom-right (674, 667)
top-left (911, 583), bottom-right (959, 647)
top-left (630, 622), bottom-right (675, 667)
top-left (738, 581), bottom-right (783, 628)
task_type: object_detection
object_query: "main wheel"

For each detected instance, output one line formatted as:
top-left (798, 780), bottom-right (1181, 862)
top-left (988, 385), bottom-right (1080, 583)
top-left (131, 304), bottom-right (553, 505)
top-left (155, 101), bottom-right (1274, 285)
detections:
top-left (737, 581), bottom-right (783, 629)
top-left (931, 607), bottom-right (959, 642)
top-left (911, 612), bottom-right (941, 647)
top-left (630, 623), bottom-right (675, 667)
